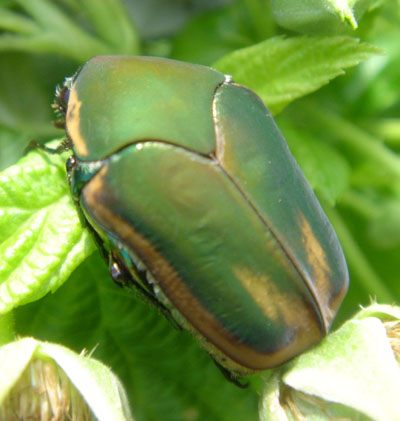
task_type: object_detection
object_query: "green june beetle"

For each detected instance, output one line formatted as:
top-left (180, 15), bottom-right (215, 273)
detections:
top-left (51, 55), bottom-right (348, 379)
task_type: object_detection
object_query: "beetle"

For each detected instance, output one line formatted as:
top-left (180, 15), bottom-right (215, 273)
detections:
top-left (48, 55), bottom-right (348, 380)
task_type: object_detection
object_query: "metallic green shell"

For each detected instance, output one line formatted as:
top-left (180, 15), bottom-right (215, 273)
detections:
top-left (66, 56), bottom-right (349, 373)
top-left (66, 56), bottom-right (224, 160)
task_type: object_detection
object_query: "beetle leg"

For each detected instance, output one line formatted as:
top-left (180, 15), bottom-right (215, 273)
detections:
top-left (212, 360), bottom-right (248, 389)
top-left (81, 217), bottom-right (110, 262)
top-left (24, 137), bottom-right (72, 156)
top-left (108, 247), bottom-right (183, 331)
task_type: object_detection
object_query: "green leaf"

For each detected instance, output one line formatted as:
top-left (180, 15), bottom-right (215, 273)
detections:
top-left (0, 53), bottom-right (60, 139)
top-left (354, 302), bottom-right (400, 321)
top-left (345, 20), bottom-right (400, 117)
top-left (285, 318), bottom-right (400, 419)
top-left (277, 117), bottom-right (350, 204)
top-left (78, 0), bottom-right (140, 54)
top-left (0, 0), bottom-right (139, 62)
top-left (0, 338), bottom-right (37, 404)
top-left (170, 0), bottom-right (275, 65)
top-left (214, 35), bottom-right (380, 114)
top-left (0, 0), bottom-right (109, 62)
top-left (170, 5), bottom-right (249, 65)
top-left (270, 0), bottom-right (382, 33)
top-left (260, 309), bottom-right (400, 420)
top-left (0, 127), bottom-right (29, 172)
top-left (0, 142), bottom-right (94, 314)
top-left (0, 338), bottom-right (133, 421)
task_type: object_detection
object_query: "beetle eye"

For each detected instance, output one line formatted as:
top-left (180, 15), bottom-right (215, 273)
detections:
top-left (52, 85), bottom-right (70, 117)
top-left (52, 75), bottom-right (74, 126)
top-left (61, 87), bottom-right (70, 109)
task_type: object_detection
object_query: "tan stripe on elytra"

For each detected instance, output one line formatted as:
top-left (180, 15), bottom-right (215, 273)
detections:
top-left (233, 266), bottom-right (320, 339)
top-left (81, 164), bottom-right (311, 370)
top-left (66, 84), bottom-right (89, 157)
top-left (298, 211), bottom-right (334, 328)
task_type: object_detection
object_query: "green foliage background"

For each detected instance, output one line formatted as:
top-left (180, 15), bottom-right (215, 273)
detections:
top-left (0, 1), bottom-right (399, 420)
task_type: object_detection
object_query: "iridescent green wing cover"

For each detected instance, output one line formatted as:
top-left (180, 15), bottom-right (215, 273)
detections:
top-left (213, 84), bottom-right (348, 330)
top-left (66, 56), bottom-right (224, 160)
top-left (80, 142), bottom-right (324, 370)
